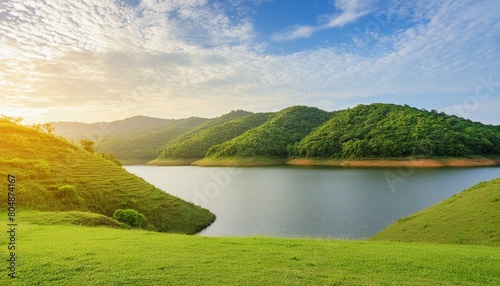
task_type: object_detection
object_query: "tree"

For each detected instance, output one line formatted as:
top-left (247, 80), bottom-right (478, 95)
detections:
top-left (79, 139), bottom-right (95, 153)
top-left (31, 123), bottom-right (55, 135)
top-left (0, 115), bottom-right (23, 124)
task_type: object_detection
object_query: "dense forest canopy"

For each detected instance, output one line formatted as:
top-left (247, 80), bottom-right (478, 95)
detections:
top-left (160, 112), bottom-right (274, 159)
top-left (206, 106), bottom-right (333, 158)
top-left (164, 110), bottom-right (253, 147)
top-left (292, 104), bottom-right (500, 158)
top-left (51, 104), bottom-right (500, 163)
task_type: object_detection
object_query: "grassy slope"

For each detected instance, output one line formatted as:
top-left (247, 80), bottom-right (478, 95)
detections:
top-left (0, 120), bottom-right (215, 234)
top-left (9, 211), bottom-right (129, 228)
top-left (1, 217), bottom-right (499, 285)
top-left (371, 178), bottom-right (500, 246)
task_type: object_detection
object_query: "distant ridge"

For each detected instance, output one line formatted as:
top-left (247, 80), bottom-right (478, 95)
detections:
top-left (50, 103), bottom-right (500, 166)
top-left (51, 115), bottom-right (188, 141)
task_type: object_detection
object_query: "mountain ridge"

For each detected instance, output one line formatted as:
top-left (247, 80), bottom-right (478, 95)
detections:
top-left (49, 103), bottom-right (500, 166)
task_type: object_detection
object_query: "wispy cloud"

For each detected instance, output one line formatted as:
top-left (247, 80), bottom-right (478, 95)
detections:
top-left (272, 0), bottom-right (375, 41)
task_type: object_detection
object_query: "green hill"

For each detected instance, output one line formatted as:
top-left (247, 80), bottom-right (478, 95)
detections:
top-left (165, 109), bottom-right (253, 146)
top-left (51, 104), bottom-right (500, 167)
top-left (202, 106), bottom-right (332, 163)
top-left (158, 112), bottom-right (274, 160)
top-left (97, 117), bottom-right (207, 163)
top-left (149, 110), bottom-right (254, 164)
top-left (293, 103), bottom-right (500, 159)
top-left (2, 214), bottom-right (499, 284)
top-left (0, 117), bottom-right (215, 234)
top-left (371, 178), bottom-right (500, 246)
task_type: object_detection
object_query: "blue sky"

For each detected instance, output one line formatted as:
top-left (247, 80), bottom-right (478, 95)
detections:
top-left (1, 0), bottom-right (499, 124)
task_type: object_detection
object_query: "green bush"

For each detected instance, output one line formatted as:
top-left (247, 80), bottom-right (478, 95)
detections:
top-left (113, 209), bottom-right (146, 228)
top-left (55, 185), bottom-right (77, 200)
top-left (54, 185), bottom-right (84, 209)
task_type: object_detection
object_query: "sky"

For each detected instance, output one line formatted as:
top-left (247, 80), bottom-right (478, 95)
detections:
top-left (1, 0), bottom-right (499, 124)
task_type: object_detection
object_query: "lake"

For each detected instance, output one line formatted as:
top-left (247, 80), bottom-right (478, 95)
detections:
top-left (124, 165), bottom-right (499, 239)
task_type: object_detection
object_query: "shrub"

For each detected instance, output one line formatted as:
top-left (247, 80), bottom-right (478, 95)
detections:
top-left (55, 185), bottom-right (77, 200)
top-left (54, 185), bottom-right (84, 209)
top-left (113, 209), bottom-right (146, 228)
top-left (99, 152), bottom-right (122, 166)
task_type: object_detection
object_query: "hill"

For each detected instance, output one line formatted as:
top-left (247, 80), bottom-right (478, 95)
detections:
top-left (164, 109), bottom-right (253, 146)
top-left (51, 115), bottom-right (186, 141)
top-left (200, 106), bottom-right (332, 164)
top-left (2, 215), bottom-right (499, 284)
top-left (371, 178), bottom-right (500, 246)
top-left (50, 104), bottom-right (500, 167)
top-left (157, 112), bottom-right (274, 161)
top-left (97, 117), bottom-right (207, 163)
top-left (293, 103), bottom-right (500, 159)
top-left (149, 110), bottom-right (254, 165)
top-left (0, 117), bottom-right (215, 233)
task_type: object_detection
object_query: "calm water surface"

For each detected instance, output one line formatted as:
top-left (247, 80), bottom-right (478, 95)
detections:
top-left (125, 165), bottom-right (499, 239)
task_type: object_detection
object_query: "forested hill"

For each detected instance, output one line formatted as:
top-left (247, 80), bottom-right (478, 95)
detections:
top-left (293, 104), bottom-right (500, 159)
top-left (163, 109), bottom-right (253, 147)
top-left (205, 106), bottom-right (332, 158)
top-left (159, 112), bottom-right (274, 160)
top-left (49, 103), bottom-right (500, 165)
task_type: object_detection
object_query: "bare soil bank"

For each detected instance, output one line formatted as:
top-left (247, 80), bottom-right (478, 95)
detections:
top-left (287, 158), bottom-right (499, 168)
top-left (148, 157), bottom-right (500, 167)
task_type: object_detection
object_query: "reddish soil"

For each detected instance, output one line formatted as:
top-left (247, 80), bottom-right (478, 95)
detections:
top-left (287, 158), bottom-right (499, 168)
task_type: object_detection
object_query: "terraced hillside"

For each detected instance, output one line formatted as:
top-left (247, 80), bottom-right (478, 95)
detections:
top-left (0, 117), bottom-right (215, 233)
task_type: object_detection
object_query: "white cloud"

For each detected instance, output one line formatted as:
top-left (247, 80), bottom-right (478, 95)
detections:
top-left (272, 0), bottom-right (376, 42)
top-left (0, 0), bottom-right (499, 124)
top-left (271, 25), bottom-right (318, 42)
top-left (326, 0), bottom-right (373, 27)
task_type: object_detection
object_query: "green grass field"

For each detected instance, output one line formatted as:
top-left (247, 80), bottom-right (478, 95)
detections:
top-left (2, 118), bottom-right (500, 285)
top-left (2, 212), bottom-right (500, 285)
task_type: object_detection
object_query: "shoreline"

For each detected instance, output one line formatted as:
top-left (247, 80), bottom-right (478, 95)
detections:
top-left (145, 157), bottom-right (500, 168)
top-left (286, 158), bottom-right (499, 168)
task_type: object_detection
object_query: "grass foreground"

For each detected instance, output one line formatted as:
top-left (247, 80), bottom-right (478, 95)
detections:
top-left (2, 212), bottom-right (500, 285)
